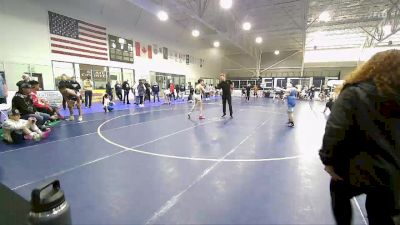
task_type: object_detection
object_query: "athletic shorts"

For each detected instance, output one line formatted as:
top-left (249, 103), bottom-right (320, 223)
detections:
top-left (193, 94), bottom-right (202, 102)
top-left (288, 106), bottom-right (295, 113)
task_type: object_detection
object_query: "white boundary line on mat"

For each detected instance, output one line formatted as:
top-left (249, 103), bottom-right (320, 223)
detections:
top-left (97, 111), bottom-right (301, 162)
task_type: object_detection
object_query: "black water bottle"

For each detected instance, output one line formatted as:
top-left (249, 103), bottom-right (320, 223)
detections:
top-left (28, 180), bottom-right (71, 225)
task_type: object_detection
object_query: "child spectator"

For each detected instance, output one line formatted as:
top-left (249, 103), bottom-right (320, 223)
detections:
top-left (2, 109), bottom-right (51, 144)
top-left (102, 93), bottom-right (114, 112)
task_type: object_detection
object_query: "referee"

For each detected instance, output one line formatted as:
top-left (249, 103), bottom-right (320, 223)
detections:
top-left (216, 73), bottom-right (233, 118)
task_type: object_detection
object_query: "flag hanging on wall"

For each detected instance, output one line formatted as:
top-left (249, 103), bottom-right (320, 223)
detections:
top-left (163, 47), bottom-right (168, 59)
top-left (186, 54), bottom-right (190, 65)
top-left (135, 42), bottom-right (141, 56)
top-left (148, 45), bottom-right (152, 59)
top-left (153, 44), bottom-right (158, 55)
top-left (48, 11), bottom-right (108, 60)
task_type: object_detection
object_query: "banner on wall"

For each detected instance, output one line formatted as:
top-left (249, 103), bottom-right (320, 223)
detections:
top-left (37, 91), bottom-right (63, 107)
top-left (80, 70), bottom-right (91, 80)
top-left (108, 35), bottom-right (134, 63)
top-left (92, 70), bottom-right (107, 81)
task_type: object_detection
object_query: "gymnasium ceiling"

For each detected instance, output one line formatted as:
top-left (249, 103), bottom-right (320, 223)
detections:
top-left (129, 0), bottom-right (400, 58)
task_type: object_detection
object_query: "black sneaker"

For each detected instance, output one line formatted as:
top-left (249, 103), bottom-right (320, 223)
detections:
top-left (221, 114), bottom-right (226, 118)
top-left (288, 122), bottom-right (295, 127)
top-left (230, 115), bottom-right (233, 119)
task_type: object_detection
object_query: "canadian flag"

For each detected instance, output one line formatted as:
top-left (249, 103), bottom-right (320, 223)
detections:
top-left (136, 41), bottom-right (153, 59)
top-left (135, 42), bottom-right (141, 57)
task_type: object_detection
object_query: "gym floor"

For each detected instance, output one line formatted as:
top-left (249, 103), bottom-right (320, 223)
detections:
top-left (0, 97), bottom-right (367, 225)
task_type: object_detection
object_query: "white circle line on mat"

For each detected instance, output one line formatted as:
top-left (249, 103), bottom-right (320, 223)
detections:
top-left (97, 112), bottom-right (302, 162)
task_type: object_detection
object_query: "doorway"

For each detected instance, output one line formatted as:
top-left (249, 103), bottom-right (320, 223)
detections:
top-left (31, 73), bottom-right (44, 90)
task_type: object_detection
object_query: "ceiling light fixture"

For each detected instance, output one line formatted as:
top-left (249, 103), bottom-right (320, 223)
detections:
top-left (157, 11), bottom-right (169, 21)
top-left (220, 0), bottom-right (233, 9)
top-left (255, 37), bottom-right (263, 44)
top-left (192, 29), bottom-right (200, 37)
top-left (242, 22), bottom-right (251, 31)
top-left (274, 50), bottom-right (280, 55)
top-left (213, 41), bottom-right (220, 48)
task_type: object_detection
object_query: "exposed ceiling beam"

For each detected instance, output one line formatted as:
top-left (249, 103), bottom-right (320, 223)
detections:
top-left (222, 56), bottom-right (255, 74)
top-left (164, 0), bottom-right (257, 59)
top-left (260, 51), bottom-right (302, 73)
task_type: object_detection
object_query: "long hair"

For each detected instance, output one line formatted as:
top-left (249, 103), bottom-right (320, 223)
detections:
top-left (341, 49), bottom-right (400, 97)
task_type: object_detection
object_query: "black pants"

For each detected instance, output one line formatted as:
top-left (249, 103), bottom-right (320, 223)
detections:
top-left (170, 93), bottom-right (175, 101)
top-left (116, 91), bottom-right (122, 101)
top-left (222, 95), bottom-right (233, 116)
top-left (330, 180), bottom-right (396, 225)
top-left (153, 92), bottom-right (159, 102)
top-left (84, 90), bottom-right (93, 107)
top-left (146, 92), bottom-right (151, 102)
top-left (139, 96), bottom-right (143, 104)
top-left (246, 92), bottom-right (250, 100)
top-left (123, 90), bottom-right (130, 103)
top-left (10, 131), bottom-right (24, 144)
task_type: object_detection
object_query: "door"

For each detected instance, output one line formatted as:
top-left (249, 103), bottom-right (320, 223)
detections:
top-left (31, 73), bottom-right (44, 90)
top-left (155, 75), bottom-right (163, 90)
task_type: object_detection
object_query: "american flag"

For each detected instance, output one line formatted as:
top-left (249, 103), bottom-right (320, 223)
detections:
top-left (48, 11), bottom-right (108, 60)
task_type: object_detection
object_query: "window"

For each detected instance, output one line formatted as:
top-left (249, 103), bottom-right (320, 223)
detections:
top-left (122, 69), bottom-right (135, 84)
top-left (109, 67), bottom-right (122, 87)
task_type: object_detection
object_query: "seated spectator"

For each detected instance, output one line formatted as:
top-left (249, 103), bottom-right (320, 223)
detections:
top-left (12, 83), bottom-right (51, 128)
top-left (58, 82), bottom-right (83, 121)
top-left (29, 80), bottom-right (63, 120)
top-left (2, 109), bottom-right (51, 144)
top-left (102, 93), bottom-right (114, 112)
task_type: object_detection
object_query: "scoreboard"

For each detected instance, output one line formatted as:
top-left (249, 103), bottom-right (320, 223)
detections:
top-left (108, 35), bottom-right (134, 63)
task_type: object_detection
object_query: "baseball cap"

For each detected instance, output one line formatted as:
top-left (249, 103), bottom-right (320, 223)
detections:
top-left (8, 109), bottom-right (20, 116)
top-left (20, 83), bottom-right (32, 89)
